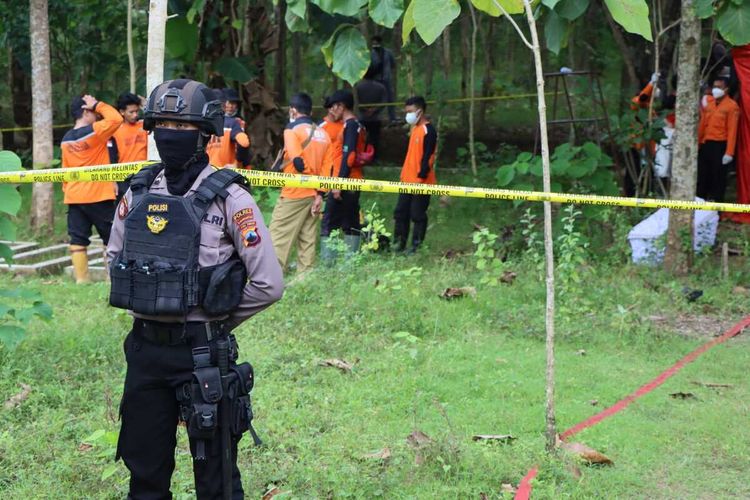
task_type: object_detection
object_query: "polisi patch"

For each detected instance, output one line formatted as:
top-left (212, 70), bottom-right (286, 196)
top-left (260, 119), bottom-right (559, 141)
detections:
top-left (147, 214), bottom-right (169, 234)
top-left (148, 203), bottom-right (168, 212)
top-left (233, 208), bottom-right (260, 247)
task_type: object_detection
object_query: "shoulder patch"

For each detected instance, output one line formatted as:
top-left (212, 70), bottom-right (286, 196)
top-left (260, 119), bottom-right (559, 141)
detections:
top-left (117, 196), bottom-right (129, 220)
top-left (233, 208), bottom-right (260, 247)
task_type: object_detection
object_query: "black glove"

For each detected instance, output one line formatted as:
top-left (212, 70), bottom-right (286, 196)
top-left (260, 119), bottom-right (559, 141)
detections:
top-left (292, 157), bottom-right (305, 173)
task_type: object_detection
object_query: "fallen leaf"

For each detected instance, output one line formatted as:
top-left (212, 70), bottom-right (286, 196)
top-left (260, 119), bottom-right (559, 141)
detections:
top-left (77, 443), bottom-right (93, 452)
top-left (3, 383), bottom-right (31, 410)
top-left (440, 287), bottom-right (477, 300)
top-left (472, 434), bottom-right (515, 443)
top-left (439, 195), bottom-right (451, 207)
top-left (669, 391), bottom-right (696, 399)
top-left (479, 493), bottom-right (489, 500)
top-left (500, 271), bottom-right (517, 284)
top-left (691, 381), bottom-right (733, 388)
top-left (472, 223), bottom-right (486, 231)
top-left (575, 349), bottom-right (587, 356)
top-left (442, 249), bottom-right (465, 259)
top-left (589, 399), bottom-right (599, 406)
top-left (362, 447), bottom-right (392, 462)
top-left (262, 487), bottom-right (284, 500)
top-left (559, 441), bottom-right (613, 465)
top-left (732, 286), bottom-right (749, 295)
top-left (500, 483), bottom-right (516, 494)
top-left (319, 359), bottom-right (356, 374)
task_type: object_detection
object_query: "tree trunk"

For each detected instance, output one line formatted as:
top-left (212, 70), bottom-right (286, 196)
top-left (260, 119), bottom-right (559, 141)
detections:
top-left (127, 0), bottom-right (136, 93)
top-left (441, 28), bottom-right (451, 80)
top-left (391, 22), bottom-right (401, 102)
top-left (425, 44), bottom-right (435, 95)
top-left (460, 12), bottom-right (470, 124)
top-left (479, 17), bottom-right (495, 128)
top-left (467, 2), bottom-right (478, 176)
top-left (291, 32), bottom-right (302, 92)
top-left (605, 9), bottom-right (639, 89)
top-left (10, 50), bottom-right (31, 150)
top-left (523, 0), bottom-right (557, 453)
top-left (146, 0), bottom-right (168, 160)
top-left (29, 0), bottom-right (55, 230)
top-left (274, 0), bottom-right (287, 102)
top-left (664, 0), bottom-right (700, 275)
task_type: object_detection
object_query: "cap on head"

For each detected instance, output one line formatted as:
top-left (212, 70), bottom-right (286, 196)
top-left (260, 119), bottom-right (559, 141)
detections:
top-left (289, 93), bottom-right (313, 115)
top-left (70, 95), bottom-right (86, 119)
top-left (222, 87), bottom-right (241, 103)
top-left (143, 79), bottom-right (223, 136)
top-left (327, 89), bottom-right (354, 110)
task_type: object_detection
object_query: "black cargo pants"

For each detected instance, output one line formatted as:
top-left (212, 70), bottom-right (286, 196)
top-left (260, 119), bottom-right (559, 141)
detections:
top-left (117, 327), bottom-right (244, 500)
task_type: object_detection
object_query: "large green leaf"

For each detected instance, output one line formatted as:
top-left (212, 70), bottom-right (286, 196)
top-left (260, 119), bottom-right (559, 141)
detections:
top-left (717, 1), bottom-right (750, 46)
top-left (413, 0), bottom-right (461, 45)
top-left (603, 0), bottom-right (652, 41)
top-left (369, 0), bottom-right (404, 28)
top-left (0, 150), bottom-right (22, 172)
top-left (165, 17), bottom-right (198, 61)
top-left (472, 0), bottom-right (524, 16)
top-left (215, 57), bottom-right (258, 83)
top-left (0, 185), bottom-right (21, 216)
top-left (545, 9), bottom-right (568, 54)
top-left (287, 0), bottom-right (307, 18)
top-left (542, 0), bottom-right (562, 8)
top-left (496, 165), bottom-right (516, 186)
top-left (332, 26), bottom-right (370, 84)
top-left (0, 325), bottom-right (25, 349)
top-left (0, 218), bottom-right (16, 241)
top-left (312, 0), bottom-right (367, 16)
top-left (695, 0), bottom-right (714, 18)
top-left (285, 7), bottom-right (310, 32)
top-left (556, 0), bottom-right (589, 20)
top-left (321, 24), bottom-right (351, 67)
top-left (402, 0), bottom-right (416, 45)
top-left (0, 244), bottom-right (12, 265)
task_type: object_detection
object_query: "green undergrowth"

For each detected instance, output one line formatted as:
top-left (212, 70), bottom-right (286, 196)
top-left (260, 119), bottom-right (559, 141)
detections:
top-left (1, 251), bottom-right (749, 498)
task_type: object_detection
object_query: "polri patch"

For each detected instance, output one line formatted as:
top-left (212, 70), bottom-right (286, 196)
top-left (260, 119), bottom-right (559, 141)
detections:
top-left (233, 208), bottom-right (260, 247)
top-left (117, 196), bottom-right (129, 220)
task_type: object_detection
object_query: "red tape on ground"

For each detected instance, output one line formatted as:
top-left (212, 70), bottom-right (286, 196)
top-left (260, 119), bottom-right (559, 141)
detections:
top-left (514, 314), bottom-right (750, 500)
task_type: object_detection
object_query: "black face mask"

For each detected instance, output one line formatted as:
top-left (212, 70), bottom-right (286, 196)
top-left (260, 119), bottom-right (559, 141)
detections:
top-left (154, 128), bottom-right (201, 171)
top-left (154, 127), bottom-right (207, 196)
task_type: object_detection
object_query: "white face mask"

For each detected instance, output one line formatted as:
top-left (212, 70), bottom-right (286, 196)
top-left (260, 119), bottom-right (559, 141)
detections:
top-left (405, 111), bottom-right (420, 125)
top-left (712, 87), bottom-right (725, 99)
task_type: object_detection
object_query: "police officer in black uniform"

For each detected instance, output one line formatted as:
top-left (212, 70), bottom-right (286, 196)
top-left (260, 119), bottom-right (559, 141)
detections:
top-left (107, 79), bottom-right (284, 499)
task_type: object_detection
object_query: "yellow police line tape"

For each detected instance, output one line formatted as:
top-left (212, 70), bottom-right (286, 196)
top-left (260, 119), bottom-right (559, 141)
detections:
top-left (2, 161), bottom-right (749, 214)
top-left (0, 124), bottom-right (73, 133)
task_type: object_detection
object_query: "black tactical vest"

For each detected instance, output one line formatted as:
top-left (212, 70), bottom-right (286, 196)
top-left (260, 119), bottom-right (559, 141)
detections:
top-left (110, 164), bottom-right (248, 317)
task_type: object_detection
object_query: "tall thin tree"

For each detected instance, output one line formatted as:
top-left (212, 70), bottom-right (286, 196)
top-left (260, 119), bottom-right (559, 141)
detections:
top-left (29, 0), bottom-right (55, 229)
top-left (146, 0), bottom-right (168, 160)
top-left (664, 0), bottom-right (700, 274)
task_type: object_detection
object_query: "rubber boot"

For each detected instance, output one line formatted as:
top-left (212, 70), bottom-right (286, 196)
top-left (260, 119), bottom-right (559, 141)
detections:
top-left (410, 220), bottom-right (428, 254)
top-left (320, 237), bottom-right (336, 266)
top-left (393, 219), bottom-right (409, 252)
top-left (70, 245), bottom-right (90, 284)
top-left (344, 234), bottom-right (361, 255)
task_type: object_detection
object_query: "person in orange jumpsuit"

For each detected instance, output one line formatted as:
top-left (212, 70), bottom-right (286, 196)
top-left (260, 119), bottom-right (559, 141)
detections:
top-left (109, 92), bottom-right (148, 200)
top-left (206, 88), bottom-right (251, 168)
top-left (61, 94), bottom-right (123, 282)
top-left (698, 76), bottom-right (741, 202)
top-left (318, 96), bottom-right (344, 177)
top-left (394, 96), bottom-right (437, 253)
top-left (321, 90), bottom-right (367, 253)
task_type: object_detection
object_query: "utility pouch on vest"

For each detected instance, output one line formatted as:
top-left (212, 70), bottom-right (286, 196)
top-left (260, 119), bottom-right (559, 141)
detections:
top-left (109, 256), bottom-right (132, 310)
top-left (201, 258), bottom-right (247, 316)
top-left (186, 366), bottom-right (223, 459)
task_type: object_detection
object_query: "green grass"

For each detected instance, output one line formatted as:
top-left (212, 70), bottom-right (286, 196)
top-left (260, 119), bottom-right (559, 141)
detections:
top-left (2, 172), bottom-right (750, 498)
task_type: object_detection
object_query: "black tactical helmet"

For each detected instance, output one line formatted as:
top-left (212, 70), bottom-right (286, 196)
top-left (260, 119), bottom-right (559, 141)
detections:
top-left (143, 79), bottom-right (223, 136)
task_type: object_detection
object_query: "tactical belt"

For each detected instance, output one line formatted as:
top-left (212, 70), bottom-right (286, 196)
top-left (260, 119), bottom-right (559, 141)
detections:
top-left (132, 318), bottom-right (226, 346)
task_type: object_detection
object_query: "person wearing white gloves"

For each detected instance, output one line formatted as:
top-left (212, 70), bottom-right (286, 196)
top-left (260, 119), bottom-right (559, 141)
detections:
top-left (698, 76), bottom-right (740, 202)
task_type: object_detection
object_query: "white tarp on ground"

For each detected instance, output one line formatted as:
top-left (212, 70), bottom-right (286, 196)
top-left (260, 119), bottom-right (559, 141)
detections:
top-left (628, 198), bottom-right (719, 264)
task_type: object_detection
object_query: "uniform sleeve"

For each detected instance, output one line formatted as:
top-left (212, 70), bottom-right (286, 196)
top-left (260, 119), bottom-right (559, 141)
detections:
top-left (419, 124), bottom-right (437, 179)
top-left (726, 104), bottom-right (740, 157)
top-left (283, 127), bottom-right (305, 173)
top-left (339, 121), bottom-right (359, 178)
top-left (92, 102), bottom-right (124, 142)
top-left (106, 189), bottom-right (132, 265)
top-left (223, 186), bottom-right (284, 331)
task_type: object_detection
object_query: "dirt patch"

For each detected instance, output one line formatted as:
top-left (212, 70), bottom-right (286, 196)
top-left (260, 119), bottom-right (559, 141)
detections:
top-left (646, 313), bottom-right (746, 341)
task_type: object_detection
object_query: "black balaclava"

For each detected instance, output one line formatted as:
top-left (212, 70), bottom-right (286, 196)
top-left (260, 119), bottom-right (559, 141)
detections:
top-left (154, 128), bottom-right (209, 196)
